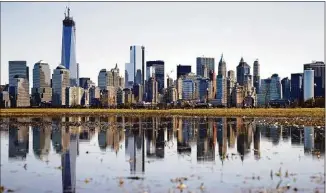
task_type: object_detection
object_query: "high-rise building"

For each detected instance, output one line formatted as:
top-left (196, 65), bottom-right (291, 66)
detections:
top-left (133, 84), bottom-right (143, 102)
top-left (216, 75), bottom-right (227, 106)
top-left (253, 59), bottom-right (261, 93)
top-left (227, 70), bottom-right (236, 107)
top-left (236, 57), bottom-right (251, 87)
top-left (218, 54), bottom-right (226, 77)
top-left (167, 77), bottom-right (174, 88)
top-left (303, 69), bottom-right (314, 102)
top-left (116, 87), bottom-right (125, 105)
top-left (290, 73), bottom-right (303, 102)
top-left (196, 57), bottom-right (215, 77)
top-left (257, 78), bottom-right (271, 107)
top-left (269, 74), bottom-right (282, 100)
top-left (182, 79), bottom-right (195, 100)
top-left (197, 78), bottom-right (210, 102)
top-left (177, 65), bottom-right (191, 79)
top-left (125, 46), bottom-right (145, 88)
top-left (176, 78), bottom-right (183, 100)
top-left (209, 70), bottom-right (216, 99)
top-left (109, 64), bottom-right (120, 87)
top-left (9, 76), bottom-right (30, 107)
top-left (303, 61), bottom-right (325, 98)
top-left (79, 77), bottom-right (95, 90)
top-left (98, 69), bottom-right (108, 90)
top-left (61, 7), bottom-right (77, 86)
top-left (146, 61), bottom-right (164, 94)
top-left (281, 77), bottom-right (291, 100)
top-left (65, 86), bottom-right (84, 107)
top-left (9, 61), bottom-right (29, 87)
top-left (147, 77), bottom-right (158, 103)
top-left (52, 65), bottom-right (70, 106)
top-left (31, 61), bottom-right (52, 106)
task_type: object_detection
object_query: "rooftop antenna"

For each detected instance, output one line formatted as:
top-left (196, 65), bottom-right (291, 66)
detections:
top-left (68, 7), bottom-right (70, 18)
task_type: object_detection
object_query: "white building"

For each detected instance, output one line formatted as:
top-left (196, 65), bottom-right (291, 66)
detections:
top-left (66, 87), bottom-right (84, 107)
top-left (303, 69), bottom-right (314, 101)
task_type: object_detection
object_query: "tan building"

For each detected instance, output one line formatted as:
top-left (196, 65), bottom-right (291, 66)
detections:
top-left (52, 65), bottom-right (70, 107)
top-left (100, 86), bottom-right (117, 107)
top-left (65, 86), bottom-right (84, 107)
top-left (10, 77), bottom-right (30, 107)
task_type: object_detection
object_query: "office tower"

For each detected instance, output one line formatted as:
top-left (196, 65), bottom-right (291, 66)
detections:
top-left (177, 65), bottom-right (191, 79)
top-left (79, 77), bottom-right (94, 90)
top-left (231, 84), bottom-right (245, 107)
top-left (117, 87), bottom-right (125, 105)
top-left (147, 77), bottom-right (158, 103)
top-left (0, 91), bottom-right (10, 108)
top-left (146, 61), bottom-right (165, 93)
top-left (257, 78), bottom-right (271, 107)
top-left (123, 88), bottom-right (134, 104)
top-left (98, 69), bottom-right (108, 90)
top-left (290, 73), bottom-right (303, 102)
top-left (110, 64), bottom-right (120, 87)
top-left (65, 86), bottom-right (84, 106)
top-left (236, 57), bottom-right (251, 86)
top-left (167, 86), bottom-right (177, 103)
top-left (9, 61), bottom-right (29, 87)
top-left (218, 54), bottom-right (226, 77)
top-left (89, 86), bottom-right (101, 106)
top-left (196, 57), bottom-right (215, 77)
top-left (281, 77), bottom-right (291, 100)
top-left (32, 60), bottom-right (52, 106)
top-left (9, 76), bottom-right (30, 107)
top-left (303, 69), bottom-right (314, 101)
top-left (133, 84), bottom-right (143, 102)
top-left (209, 70), bottom-right (216, 99)
top-left (253, 59), bottom-right (261, 93)
top-left (52, 65), bottom-right (70, 106)
top-left (270, 74), bottom-right (282, 100)
top-left (176, 78), bottom-right (183, 100)
top-left (182, 79), bottom-right (195, 100)
top-left (61, 7), bottom-right (77, 86)
top-left (100, 86), bottom-right (117, 107)
top-left (167, 77), bottom-right (173, 88)
top-left (303, 61), bottom-right (325, 98)
top-left (197, 78), bottom-right (209, 102)
top-left (227, 70), bottom-right (236, 107)
top-left (118, 77), bottom-right (125, 88)
top-left (125, 46), bottom-right (145, 88)
top-left (216, 75), bottom-right (227, 106)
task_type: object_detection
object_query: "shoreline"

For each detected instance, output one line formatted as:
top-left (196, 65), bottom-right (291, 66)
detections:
top-left (0, 108), bottom-right (324, 118)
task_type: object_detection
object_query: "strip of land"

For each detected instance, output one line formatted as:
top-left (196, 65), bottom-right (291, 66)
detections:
top-left (0, 108), bottom-right (324, 118)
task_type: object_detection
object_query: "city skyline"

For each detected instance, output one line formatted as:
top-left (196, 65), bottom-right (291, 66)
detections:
top-left (1, 2), bottom-right (324, 85)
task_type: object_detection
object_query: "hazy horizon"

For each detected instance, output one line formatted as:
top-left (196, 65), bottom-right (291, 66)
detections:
top-left (1, 2), bottom-right (324, 86)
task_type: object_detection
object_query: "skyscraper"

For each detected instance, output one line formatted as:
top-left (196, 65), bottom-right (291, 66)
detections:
top-left (303, 61), bottom-right (325, 98)
top-left (125, 46), bottom-right (145, 88)
top-left (253, 59), bottom-right (261, 94)
top-left (32, 60), bottom-right (52, 105)
top-left (177, 65), bottom-right (191, 79)
top-left (218, 54), bottom-right (226, 77)
top-left (61, 7), bottom-right (77, 86)
top-left (98, 69), bottom-right (107, 90)
top-left (290, 73), bottom-right (303, 102)
top-left (196, 57), bottom-right (215, 77)
top-left (303, 69), bottom-right (314, 102)
top-left (227, 70), bottom-right (235, 107)
top-left (236, 57), bottom-right (251, 87)
top-left (270, 74), bottom-right (282, 100)
top-left (281, 77), bottom-right (291, 100)
top-left (146, 61), bottom-right (165, 94)
top-left (9, 61), bottom-right (29, 87)
top-left (52, 65), bottom-right (70, 106)
top-left (216, 75), bottom-right (227, 106)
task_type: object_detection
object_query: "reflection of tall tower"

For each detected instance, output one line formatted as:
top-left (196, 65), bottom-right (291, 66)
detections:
top-left (177, 119), bottom-right (191, 154)
top-left (125, 128), bottom-right (145, 174)
top-left (227, 118), bottom-right (236, 148)
top-left (217, 118), bottom-right (227, 163)
top-left (197, 119), bottom-right (215, 162)
top-left (61, 133), bottom-right (78, 193)
top-left (52, 119), bottom-right (63, 154)
top-left (9, 124), bottom-right (29, 159)
top-left (253, 125), bottom-right (261, 159)
top-left (304, 126), bottom-right (314, 154)
top-left (61, 7), bottom-right (77, 86)
top-left (237, 120), bottom-right (250, 162)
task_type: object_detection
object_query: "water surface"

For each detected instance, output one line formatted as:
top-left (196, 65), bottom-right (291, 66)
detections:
top-left (1, 116), bottom-right (324, 193)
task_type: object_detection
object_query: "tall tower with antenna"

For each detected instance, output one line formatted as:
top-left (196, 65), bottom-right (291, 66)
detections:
top-left (61, 6), bottom-right (78, 86)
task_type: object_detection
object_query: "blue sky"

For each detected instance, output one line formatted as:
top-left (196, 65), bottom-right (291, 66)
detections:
top-left (1, 2), bottom-right (324, 86)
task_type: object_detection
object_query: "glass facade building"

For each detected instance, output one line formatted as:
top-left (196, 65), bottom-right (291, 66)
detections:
top-left (281, 77), bottom-right (291, 100)
top-left (196, 57), bottom-right (215, 78)
top-left (303, 61), bottom-right (325, 98)
top-left (61, 8), bottom-right (77, 86)
top-left (32, 60), bottom-right (52, 105)
top-left (177, 65), bottom-right (191, 79)
top-left (269, 74), bottom-right (282, 100)
top-left (216, 75), bottom-right (227, 106)
top-left (146, 61), bottom-right (165, 94)
top-left (9, 61), bottom-right (29, 87)
top-left (52, 65), bottom-right (70, 106)
top-left (236, 57), bottom-right (251, 87)
top-left (182, 79), bottom-right (195, 100)
top-left (290, 73), bottom-right (303, 102)
top-left (125, 46), bottom-right (145, 89)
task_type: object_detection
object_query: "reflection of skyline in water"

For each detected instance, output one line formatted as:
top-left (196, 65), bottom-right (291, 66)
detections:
top-left (6, 116), bottom-right (325, 167)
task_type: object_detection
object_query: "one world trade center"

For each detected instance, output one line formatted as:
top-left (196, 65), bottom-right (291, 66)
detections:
top-left (61, 7), bottom-right (78, 86)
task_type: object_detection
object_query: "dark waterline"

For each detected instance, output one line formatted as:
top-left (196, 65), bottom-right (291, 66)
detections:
top-left (0, 116), bottom-right (324, 193)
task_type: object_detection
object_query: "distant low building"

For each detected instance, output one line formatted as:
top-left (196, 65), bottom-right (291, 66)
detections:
top-left (0, 91), bottom-right (11, 108)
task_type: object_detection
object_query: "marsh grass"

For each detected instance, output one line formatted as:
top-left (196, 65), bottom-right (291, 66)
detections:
top-left (0, 108), bottom-right (324, 118)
